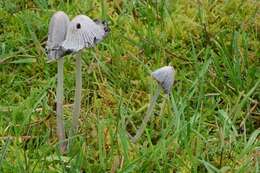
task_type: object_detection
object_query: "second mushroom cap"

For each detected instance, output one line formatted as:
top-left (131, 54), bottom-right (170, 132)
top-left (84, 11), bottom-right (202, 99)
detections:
top-left (61, 15), bottom-right (109, 53)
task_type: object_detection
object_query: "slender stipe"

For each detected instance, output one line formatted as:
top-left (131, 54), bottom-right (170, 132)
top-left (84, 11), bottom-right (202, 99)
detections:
top-left (131, 86), bottom-right (161, 143)
top-left (71, 54), bottom-right (82, 134)
top-left (56, 58), bottom-right (67, 153)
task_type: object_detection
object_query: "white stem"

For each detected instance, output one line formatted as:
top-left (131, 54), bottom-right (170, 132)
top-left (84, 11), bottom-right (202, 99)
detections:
top-left (131, 86), bottom-right (161, 143)
top-left (56, 58), bottom-right (66, 153)
top-left (72, 54), bottom-right (82, 134)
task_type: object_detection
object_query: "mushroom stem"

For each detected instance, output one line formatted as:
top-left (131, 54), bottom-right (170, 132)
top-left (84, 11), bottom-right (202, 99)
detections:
top-left (72, 54), bottom-right (82, 134)
top-left (56, 58), bottom-right (67, 153)
top-left (131, 86), bottom-right (161, 143)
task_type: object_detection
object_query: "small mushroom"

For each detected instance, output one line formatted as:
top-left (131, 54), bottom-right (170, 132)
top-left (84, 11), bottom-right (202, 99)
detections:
top-left (130, 66), bottom-right (176, 143)
top-left (61, 15), bottom-right (109, 135)
top-left (46, 11), bottom-right (69, 153)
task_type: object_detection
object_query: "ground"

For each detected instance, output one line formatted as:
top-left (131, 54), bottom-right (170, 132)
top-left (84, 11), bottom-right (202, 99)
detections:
top-left (0, 0), bottom-right (260, 172)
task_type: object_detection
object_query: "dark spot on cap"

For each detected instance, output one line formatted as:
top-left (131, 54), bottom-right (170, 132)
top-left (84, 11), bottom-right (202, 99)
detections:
top-left (76, 23), bottom-right (81, 29)
top-left (94, 37), bottom-right (97, 43)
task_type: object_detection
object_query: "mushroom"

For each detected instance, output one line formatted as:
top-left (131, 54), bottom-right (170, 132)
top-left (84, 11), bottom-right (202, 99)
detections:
top-left (129, 66), bottom-right (176, 143)
top-left (61, 15), bottom-right (109, 135)
top-left (45, 11), bottom-right (69, 153)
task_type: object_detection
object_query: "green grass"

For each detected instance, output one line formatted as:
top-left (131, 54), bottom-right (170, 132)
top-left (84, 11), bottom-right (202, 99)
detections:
top-left (0, 0), bottom-right (260, 172)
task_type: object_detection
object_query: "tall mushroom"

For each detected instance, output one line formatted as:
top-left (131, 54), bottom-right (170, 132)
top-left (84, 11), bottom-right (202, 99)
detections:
top-left (45, 11), bottom-right (69, 153)
top-left (130, 66), bottom-right (176, 143)
top-left (61, 15), bottom-right (109, 135)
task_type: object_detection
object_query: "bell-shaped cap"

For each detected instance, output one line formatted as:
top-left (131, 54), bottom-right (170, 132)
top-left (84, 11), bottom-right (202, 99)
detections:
top-left (151, 66), bottom-right (176, 94)
top-left (46, 11), bottom-right (69, 62)
top-left (61, 15), bottom-right (109, 53)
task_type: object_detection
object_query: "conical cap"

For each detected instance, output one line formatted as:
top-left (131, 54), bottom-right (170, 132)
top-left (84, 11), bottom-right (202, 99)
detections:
top-left (151, 66), bottom-right (175, 94)
top-left (46, 11), bottom-right (69, 61)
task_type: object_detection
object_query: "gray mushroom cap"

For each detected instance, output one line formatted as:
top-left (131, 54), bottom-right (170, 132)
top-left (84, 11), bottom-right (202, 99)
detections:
top-left (151, 66), bottom-right (176, 94)
top-left (46, 11), bottom-right (69, 62)
top-left (61, 15), bottom-right (109, 53)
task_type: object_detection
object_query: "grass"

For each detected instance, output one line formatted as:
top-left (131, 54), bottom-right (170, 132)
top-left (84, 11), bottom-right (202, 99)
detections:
top-left (0, 0), bottom-right (260, 172)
